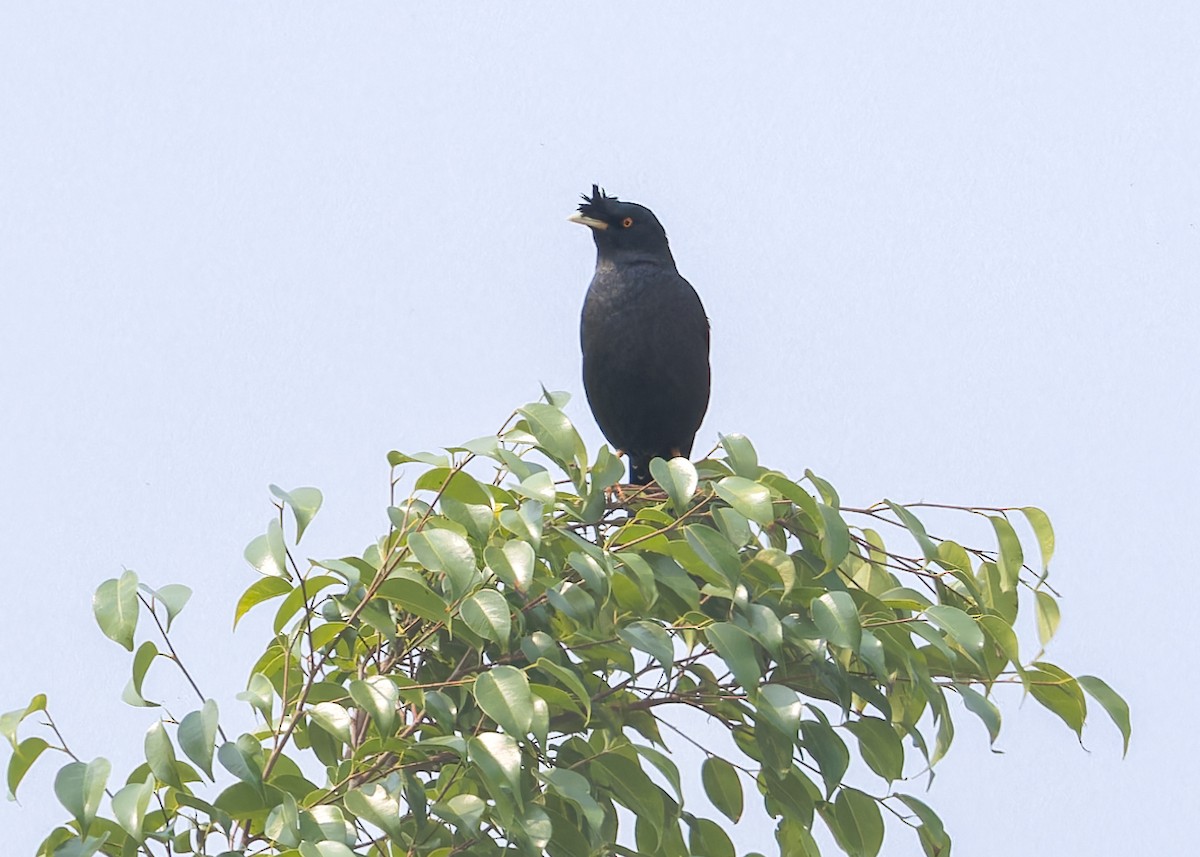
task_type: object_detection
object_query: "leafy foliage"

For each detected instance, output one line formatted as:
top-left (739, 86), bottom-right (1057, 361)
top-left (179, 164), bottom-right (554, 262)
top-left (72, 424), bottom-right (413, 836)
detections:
top-left (4, 396), bottom-right (1129, 857)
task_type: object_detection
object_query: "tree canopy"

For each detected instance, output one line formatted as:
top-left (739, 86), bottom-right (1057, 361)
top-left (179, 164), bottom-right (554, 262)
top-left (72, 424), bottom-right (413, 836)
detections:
top-left (4, 394), bottom-right (1129, 857)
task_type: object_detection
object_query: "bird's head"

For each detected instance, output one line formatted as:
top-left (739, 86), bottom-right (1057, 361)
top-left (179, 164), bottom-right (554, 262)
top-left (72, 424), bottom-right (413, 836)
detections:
top-left (569, 185), bottom-right (673, 263)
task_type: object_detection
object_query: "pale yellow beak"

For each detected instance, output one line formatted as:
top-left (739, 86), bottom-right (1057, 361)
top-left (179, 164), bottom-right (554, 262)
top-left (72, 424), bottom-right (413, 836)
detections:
top-left (568, 213), bottom-right (609, 231)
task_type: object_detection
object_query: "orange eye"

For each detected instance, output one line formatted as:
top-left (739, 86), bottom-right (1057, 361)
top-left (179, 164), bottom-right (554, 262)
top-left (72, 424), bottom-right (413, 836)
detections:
top-left (622, 217), bottom-right (634, 228)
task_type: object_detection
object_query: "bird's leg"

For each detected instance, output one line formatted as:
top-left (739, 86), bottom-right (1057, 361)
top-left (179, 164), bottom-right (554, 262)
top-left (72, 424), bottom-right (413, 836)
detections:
top-left (607, 450), bottom-right (629, 504)
top-left (606, 451), bottom-right (660, 505)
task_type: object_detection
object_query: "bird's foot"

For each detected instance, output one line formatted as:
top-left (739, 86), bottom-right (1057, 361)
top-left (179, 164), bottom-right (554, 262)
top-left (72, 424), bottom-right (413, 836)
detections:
top-left (607, 481), bottom-right (668, 507)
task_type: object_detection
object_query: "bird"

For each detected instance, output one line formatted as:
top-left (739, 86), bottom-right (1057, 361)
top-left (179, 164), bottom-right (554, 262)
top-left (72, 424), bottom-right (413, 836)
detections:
top-left (570, 185), bottom-right (711, 485)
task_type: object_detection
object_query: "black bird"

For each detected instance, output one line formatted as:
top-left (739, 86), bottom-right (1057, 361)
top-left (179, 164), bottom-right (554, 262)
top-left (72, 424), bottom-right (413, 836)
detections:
top-left (571, 185), bottom-right (710, 485)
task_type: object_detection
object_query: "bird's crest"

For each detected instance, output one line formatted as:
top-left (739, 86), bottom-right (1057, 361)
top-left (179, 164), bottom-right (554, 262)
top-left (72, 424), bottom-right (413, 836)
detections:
top-left (577, 184), bottom-right (620, 220)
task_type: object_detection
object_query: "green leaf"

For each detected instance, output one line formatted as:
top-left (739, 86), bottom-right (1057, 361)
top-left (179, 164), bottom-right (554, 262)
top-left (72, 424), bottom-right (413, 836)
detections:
top-left (145, 721), bottom-right (182, 789)
top-left (517, 804), bottom-right (554, 851)
top-left (179, 700), bottom-right (219, 780)
top-left (541, 767), bottom-right (605, 831)
top-left (387, 501), bottom-right (431, 533)
top-left (715, 476), bottom-right (774, 525)
top-left (111, 773), bottom-right (155, 841)
top-left (412, 468), bottom-right (492, 506)
top-left (776, 817), bottom-right (821, 856)
top-left (485, 541), bottom-right (536, 593)
top-left (402, 769), bottom-right (428, 830)
top-left (650, 457), bottom-right (699, 515)
top-left (514, 470), bottom-right (556, 505)
top-left (273, 574), bottom-right (339, 634)
top-left (1028, 662), bottom-right (1087, 739)
top-left (684, 525), bottom-right (742, 587)
top-left (633, 744), bottom-right (684, 804)
top-left (264, 791), bottom-right (301, 846)
top-left (217, 739), bottom-right (264, 793)
top-left (935, 540), bottom-right (973, 573)
top-left (978, 613), bottom-right (1022, 670)
top-left (701, 756), bottom-right (743, 822)
top-left (857, 630), bottom-right (889, 680)
top-left (762, 473), bottom-right (821, 528)
top-left (618, 621), bottom-right (674, 674)
top-left (238, 673), bottom-right (274, 725)
top-left (817, 503), bottom-right (851, 571)
top-left (955, 684), bottom-right (1002, 746)
top-left (931, 686), bottom-right (956, 765)
top-left (806, 469), bottom-right (841, 508)
top-left (909, 620), bottom-right (955, 664)
top-left (93, 570), bottom-right (140, 651)
top-left (376, 575), bottom-right (449, 625)
top-left (590, 445), bottom-right (626, 494)
top-left (441, 496), bottom-right (494, 543)
top-left (895, 793), bottom-right (949, 853)
top-left (592, 754), bottom-right (663, 842)
top-left (388, 450), bottom-right (449, 467)
top-left (270, 485), bottom-right (324, 543)
top-left (434, 792), bottom-right (487, 835)
top-left (845, 717), bottom-right (904, 782)
top-left (989, 515), bottom-right (1024, 591)
top-left (1, 693), bottom-right (47, 749)
top-left (720, 433), bottom-right (759, 477)
top-left (454, 433), bottom-right (504, 457)
top-left (47, 833), bottom-right (110, 857)
top-left (518, 402), bottom-right (585, 470)
top-left (233, 576), bottom-right (292, 628)
top-left (800, 716), bottom-right (849, 797)
top-left (688, 816), bottom-right (737, 857)
top-left (7, 736), bottom-right (48, 798)
top-left (885, 501), bottom-right (938, 560)
top-left (834, 787), bottom-right (884, 857)
top-left (122, 640), bottom-right (159, 708)
top-left (1078, 675), bottom-right (1132, 756)
top-left (299, 842), bottom-right (358, 857)
top-left (534, 658), bottom-right (591, 722)
top-left (349, 677), bottom-right (399, 737)
top-left (459, 590), bottom-right (512, 644)
top-left (307, 702), bottom-right (353, 745)
top-left (1021, 506), bottom-right (1056, 573)
top-left (499, 499), bottom-right (544, 548)
top-left (469, 732), bottom-right (523, 808)
top-left (924, 604), bottom-right (985, 664)
top-left (706, 622), bottom-right (761, 690)
top-left (753, 547), bottom-right (796, 596)
top-left (812, 591), bottom-right (861, 651)
top-left (474, 666), bottom-right (534, 736)
top-left (757, 684), bottom-right (802, 738)
top-left (150, 583), bottom-right (192, 630)
top-left (245, 518), bottom-right (290, 579)
top-left (408, 528), bottom-right (477, 599)
top-left (54, 757), bottom-right (110, 835)
top-left (1035, 590), bottom-right (1061, 648)
top-left (878, 586), bottom-right (932, 611)
top-left (741, 603), bottom-right (784, 660)
top-left (344, 783), bottom-right (403, 841)
top-left (715, 505), bottom-right (753, 547)
top-left (570, 550), bottom-right (612, 598)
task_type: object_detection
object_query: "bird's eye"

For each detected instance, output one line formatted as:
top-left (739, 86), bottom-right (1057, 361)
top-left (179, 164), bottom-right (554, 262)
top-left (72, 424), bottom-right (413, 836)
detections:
top-left (622, 217), bottom-right (634, 228)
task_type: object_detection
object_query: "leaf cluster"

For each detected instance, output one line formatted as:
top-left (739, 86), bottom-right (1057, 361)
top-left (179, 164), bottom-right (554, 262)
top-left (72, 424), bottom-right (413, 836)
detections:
top-left (4, 396), bottom-right (1129, 857)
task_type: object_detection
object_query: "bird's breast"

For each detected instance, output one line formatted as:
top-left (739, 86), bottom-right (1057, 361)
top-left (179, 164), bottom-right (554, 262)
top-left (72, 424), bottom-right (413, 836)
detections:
top-left (581, 266), bottom-right (708, 366)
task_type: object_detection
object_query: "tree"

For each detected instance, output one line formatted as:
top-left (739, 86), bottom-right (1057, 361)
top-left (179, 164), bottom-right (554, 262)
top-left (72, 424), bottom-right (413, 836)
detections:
top-left (4, 394), bottom-right (1129, 857)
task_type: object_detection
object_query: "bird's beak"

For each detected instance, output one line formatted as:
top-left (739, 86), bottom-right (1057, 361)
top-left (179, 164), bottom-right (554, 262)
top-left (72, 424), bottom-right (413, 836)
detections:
top-left (568, 213), bottom-right (609, 231)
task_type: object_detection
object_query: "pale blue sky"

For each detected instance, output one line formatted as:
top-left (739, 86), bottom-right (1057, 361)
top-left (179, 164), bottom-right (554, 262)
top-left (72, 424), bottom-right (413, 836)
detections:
top-left (2, 4), bottom-right (1197, 854)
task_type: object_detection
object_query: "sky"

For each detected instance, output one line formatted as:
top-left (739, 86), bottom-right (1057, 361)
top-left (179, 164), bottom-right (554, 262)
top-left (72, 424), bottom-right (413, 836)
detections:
top-left (2, 3), bottom-right (1197, 854)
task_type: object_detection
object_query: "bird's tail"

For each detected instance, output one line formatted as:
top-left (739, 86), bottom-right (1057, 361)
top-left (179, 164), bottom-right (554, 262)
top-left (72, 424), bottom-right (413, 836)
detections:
top-left (628, 456), bottom-right (653, 486)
